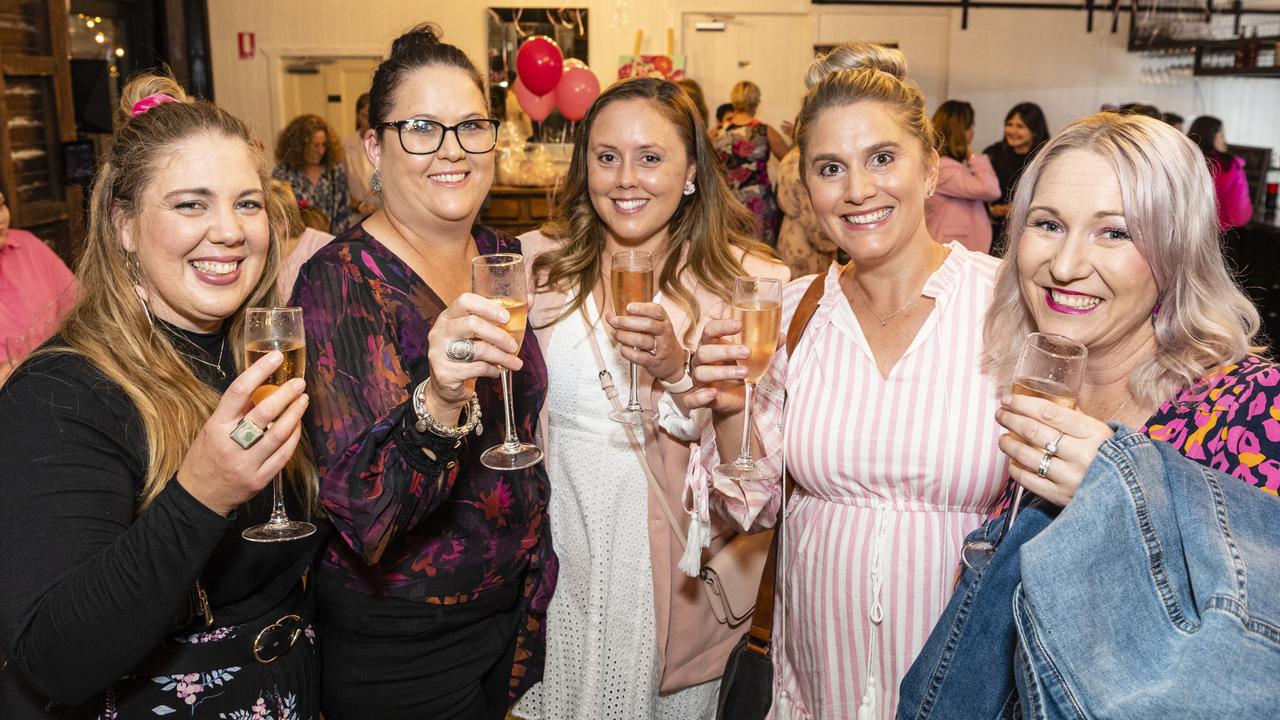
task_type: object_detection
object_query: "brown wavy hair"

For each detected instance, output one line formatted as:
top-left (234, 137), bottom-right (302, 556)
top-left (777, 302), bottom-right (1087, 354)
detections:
top-left (533, 78), bottom-right (772, 341)
top-left (275, 113), bottom-right (343, 170)
top-left (40, 72), bottom-right (317, 511)
top-left (932, 100), bottom-right (974, 162)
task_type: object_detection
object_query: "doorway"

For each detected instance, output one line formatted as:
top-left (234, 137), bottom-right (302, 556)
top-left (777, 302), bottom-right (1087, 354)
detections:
top-left (277, 56), bottom-right (379, 142)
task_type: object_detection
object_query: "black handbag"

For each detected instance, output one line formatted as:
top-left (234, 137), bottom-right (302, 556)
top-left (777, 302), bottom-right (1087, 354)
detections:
top-left (713, 273), bottom-right (825, 720)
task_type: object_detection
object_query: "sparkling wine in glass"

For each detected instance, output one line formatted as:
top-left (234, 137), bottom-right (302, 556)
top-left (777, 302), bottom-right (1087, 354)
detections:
top-left (962, 332), bottom-right (1085, 570)
top-left (608, 250), bottom-right (657, 425)
top-left (473, 253), bottom-right (544, 471)
top-left (713, 276), bottom-right (783, 482)
top-left (242, 307), bottom-right (317, 542)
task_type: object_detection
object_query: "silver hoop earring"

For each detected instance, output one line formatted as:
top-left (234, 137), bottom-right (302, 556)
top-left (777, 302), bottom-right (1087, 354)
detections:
top-left (371, 170), bottom-right (383, 194)
top-left (683, 180), bottom-right (695, 196)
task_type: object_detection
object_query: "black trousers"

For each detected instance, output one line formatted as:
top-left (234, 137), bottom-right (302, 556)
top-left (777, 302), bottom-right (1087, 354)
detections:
top-left (318, 580), bottom-right (521, 720)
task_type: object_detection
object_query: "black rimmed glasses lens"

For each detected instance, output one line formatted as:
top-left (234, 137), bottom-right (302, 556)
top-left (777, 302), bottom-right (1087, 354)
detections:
top-left (379, 118), bottom-right (501, 155)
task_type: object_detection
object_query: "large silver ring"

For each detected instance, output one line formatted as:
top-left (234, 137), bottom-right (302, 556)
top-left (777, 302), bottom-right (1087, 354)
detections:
top-left (1045, 431), bottom-right (1065, 457)
top-left (1036, 451), bottom-right (1054, 478)
top-left (445, 338), bottom-right (477, 363)
top-left (230, 417), bottom-right (265, 449)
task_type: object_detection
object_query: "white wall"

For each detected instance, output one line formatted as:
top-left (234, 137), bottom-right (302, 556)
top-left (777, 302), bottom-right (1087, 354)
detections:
top-left (208, 1), bottom-right (1280, 159)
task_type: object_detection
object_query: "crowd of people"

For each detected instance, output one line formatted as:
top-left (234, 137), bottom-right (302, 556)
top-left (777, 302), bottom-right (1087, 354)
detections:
top-left (0, 19), bottom-right (1276, 720)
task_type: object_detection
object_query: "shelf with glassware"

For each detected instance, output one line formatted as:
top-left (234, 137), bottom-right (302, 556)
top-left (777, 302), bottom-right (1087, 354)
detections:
top-left (0, 0), bottom-right (80, 262)
top-left (1192, 34), bottom-right (1280, 78)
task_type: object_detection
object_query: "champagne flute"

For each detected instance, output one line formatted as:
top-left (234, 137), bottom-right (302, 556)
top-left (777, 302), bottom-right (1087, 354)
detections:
top-left (242, 307), bottom-right (317, 542)
top-left (608, 250), bottom-right (657, 425)
top-left (713, 276), bottom-right (783, 482)
top-left (473, 253), bottom-right (544, 470)
top-left (962, 332), bottom-right (1086, 570)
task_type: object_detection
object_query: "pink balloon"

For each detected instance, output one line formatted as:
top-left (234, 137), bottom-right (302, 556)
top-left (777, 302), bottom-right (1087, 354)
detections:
top-left (516, 36), bottom-right (564, 97)
top-left (563, 57), bottom-right (588, 70)
top-left (513, 77), bottom-right (554, 122)
top-left (555, 66), bottom-right (600, 122)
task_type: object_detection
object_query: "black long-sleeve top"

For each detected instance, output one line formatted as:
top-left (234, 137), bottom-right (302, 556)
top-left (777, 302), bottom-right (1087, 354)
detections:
top-left (0, 326), bottom-right (323, 715)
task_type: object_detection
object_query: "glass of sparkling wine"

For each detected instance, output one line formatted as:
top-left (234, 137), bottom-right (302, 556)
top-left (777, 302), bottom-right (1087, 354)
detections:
top-left (608, 250), bottom-right (657, 425)
top-left (962, 332), bottom-right (1085, 570)
top-left (473, 253), bottom-right (543, 470)
top-left (713, 276), bottom-right (783, 482)
top-left (242, 307), bottom-right (317, 542)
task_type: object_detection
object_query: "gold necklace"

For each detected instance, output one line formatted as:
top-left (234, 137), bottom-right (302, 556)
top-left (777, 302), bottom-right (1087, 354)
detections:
top-left (161, 324), bottom-right (228, 380)
top-left (854, 282), bottom-right (923, 326)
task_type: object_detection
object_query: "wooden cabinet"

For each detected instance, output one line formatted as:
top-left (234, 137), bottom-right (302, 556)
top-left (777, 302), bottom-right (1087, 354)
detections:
top-left (0, 0), bottom-right (80, 263)
top-left (481, 184), bottom-right (554, 237)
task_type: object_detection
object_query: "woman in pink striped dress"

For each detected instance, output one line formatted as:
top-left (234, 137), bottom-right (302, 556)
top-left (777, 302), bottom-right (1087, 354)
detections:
top-left (684, 44), bottom-right (1009, 719)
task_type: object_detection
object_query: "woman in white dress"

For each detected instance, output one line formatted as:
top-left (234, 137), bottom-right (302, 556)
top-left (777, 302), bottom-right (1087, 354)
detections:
top-left (516, 78), bottom-right (789, 719)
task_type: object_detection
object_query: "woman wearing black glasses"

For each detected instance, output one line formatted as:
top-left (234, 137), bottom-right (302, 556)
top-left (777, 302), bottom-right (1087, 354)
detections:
top-left (290, 24), bottom-right (555, 720)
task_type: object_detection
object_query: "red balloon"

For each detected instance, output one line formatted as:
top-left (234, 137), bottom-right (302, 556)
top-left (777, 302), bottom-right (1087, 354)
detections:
top-left (513, 77), bottom-right (554, 123)
top-left (516, 36), bottom-right (564, 97)
top-left (555, 65), bottom-right (600, 122)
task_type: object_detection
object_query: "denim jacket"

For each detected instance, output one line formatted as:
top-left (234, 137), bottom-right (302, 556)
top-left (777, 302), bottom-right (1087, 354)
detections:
top-left (901, 426), bottom-right (1280, 719)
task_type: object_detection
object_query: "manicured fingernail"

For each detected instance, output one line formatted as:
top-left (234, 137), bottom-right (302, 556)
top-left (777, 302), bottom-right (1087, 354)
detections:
top-left (300, 393), bottom-right (310, 405)
top-left (737, 347), bottom-right (750, 358)
top-left (269, 350), bottom-right (283, 363)
top-left (1000, 394), bottom-right (1013, 405)
top-left (736, 367), bottom-right (748, 377)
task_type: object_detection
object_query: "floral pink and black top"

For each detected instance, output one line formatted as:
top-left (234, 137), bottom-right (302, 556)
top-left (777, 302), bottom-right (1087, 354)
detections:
top-left (714, 119), bottom-right (780, 247)
top-left (292, 222), bottom-right (556, 699)
top-left (1143, 354), bottom-right (1280, 494)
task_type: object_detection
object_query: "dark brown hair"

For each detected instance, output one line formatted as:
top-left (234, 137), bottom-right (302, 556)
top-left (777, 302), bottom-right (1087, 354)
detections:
top-left (368, 23), bottom-right (485, 131)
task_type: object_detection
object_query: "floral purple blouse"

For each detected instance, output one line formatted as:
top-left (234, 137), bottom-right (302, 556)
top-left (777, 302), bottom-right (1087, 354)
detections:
top-left (714, 119), bottom-right (780, 247)
top-left (291, 223), bottom-right (556, 699)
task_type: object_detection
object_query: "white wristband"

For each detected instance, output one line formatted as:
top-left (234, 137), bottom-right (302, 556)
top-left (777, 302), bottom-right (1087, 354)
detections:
top-left (660, 366), bottom-right (696, 394)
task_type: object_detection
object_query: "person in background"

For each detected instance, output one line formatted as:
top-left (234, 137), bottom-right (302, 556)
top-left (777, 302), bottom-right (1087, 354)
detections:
top-left (273, 113), bottom-right (356, 235)
top-left (0, 189), bottom-right (77, 386)
top-left (776, 143), bottom-right (837, 276)
top-left (342, 92), bottom-right (379, 218)
top-left (687, 44), bottom-right (1009, 719)
top-left (1116, 102), bottom-right (1160, 119)
top-left (516, 77), bottom-right (787, 719)
top-left (291, 24), bottom-right (554, 720)
top-left (271, 180), bottom-right (334, 299)
top-left (1160, 110), bottom-right (1184, 132)
top-left (1188, 115), bottom-right (1254, 230)
top-left (711, 102), bottom-right (733, 140)
top-left (984, 102), bottom-right (1049, 255)
top-left (926, 100), bottom-right (1001, 253)
top-left (0, 71), bottom-right (321, 719)
top-left (713, 80), bottom-right (791, 247)
top-left (675, 77), bottom-right (709, 127)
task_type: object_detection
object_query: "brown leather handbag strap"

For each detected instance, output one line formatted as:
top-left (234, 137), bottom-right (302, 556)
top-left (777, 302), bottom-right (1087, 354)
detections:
top-left (746, 270), bottom-right (829, 655)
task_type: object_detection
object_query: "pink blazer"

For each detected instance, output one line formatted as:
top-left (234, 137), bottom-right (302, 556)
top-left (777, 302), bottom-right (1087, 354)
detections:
top-left (521, 229), bottom-right (790, 691)
top-left (925, 154), bottom-right (1001, 254)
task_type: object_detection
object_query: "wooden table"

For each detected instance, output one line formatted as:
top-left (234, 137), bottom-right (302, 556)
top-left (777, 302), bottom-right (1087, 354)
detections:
top-left (482, 185), bottom-right (555, 237)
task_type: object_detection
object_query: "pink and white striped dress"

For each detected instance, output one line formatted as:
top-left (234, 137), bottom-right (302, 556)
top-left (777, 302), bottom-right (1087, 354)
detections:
top-left (689, 245), bottom-right (1010, 719)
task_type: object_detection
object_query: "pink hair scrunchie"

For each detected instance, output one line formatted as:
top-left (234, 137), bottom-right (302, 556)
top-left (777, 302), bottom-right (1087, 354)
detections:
top-left (130, 93), bottom-right (177, 118)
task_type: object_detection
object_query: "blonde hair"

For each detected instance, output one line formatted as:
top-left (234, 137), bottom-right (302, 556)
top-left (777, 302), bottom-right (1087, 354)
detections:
top-left (730, 80), bottom-right (761, 114)
top-left (270, 179), bottom-right (306, 239)
top-left (43, 72), bottom-right (317, 511)
top-left (795, 43), bottom-right (935, 178)
top-left (932, 100), bottom-right (975, 162)
top-left (983, 112), bottom-right (1262, 406)
top-left (534, 78), bottom-right (773, 341)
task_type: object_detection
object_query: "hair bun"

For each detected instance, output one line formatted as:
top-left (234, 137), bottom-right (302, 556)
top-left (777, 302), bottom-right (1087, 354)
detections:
top-left (118, 72), bottom-right (189, 120)
top-left (805, 43), bottom-right (908, 89)
top-left (390, 22), bottom-right (443, 59)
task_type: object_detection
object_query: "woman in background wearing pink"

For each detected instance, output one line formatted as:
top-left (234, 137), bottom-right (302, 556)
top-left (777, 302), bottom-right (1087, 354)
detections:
top-left (0, 189), bottom-right (77, 384)
top-left (925, 101), bottom-right (1001, 253)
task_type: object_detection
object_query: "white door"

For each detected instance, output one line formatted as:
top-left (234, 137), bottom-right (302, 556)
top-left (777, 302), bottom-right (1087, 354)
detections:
top-left (278, 57), bottom-right (379, 139)
top-left (681, 13), bottom-right (813, 132)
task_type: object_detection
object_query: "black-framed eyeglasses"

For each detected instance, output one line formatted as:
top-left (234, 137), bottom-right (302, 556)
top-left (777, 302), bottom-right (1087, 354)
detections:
top-left (376, 118), bottom-right (502, 155)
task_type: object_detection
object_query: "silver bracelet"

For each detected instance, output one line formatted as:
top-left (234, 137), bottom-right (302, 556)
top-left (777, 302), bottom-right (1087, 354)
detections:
top-left (412, 378), bottom-right (482, 439)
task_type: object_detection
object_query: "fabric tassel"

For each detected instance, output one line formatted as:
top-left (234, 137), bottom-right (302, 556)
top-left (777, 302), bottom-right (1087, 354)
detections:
top-left (677, 512), bottom-right (709, 577)
top-left (775, 689), bottom-right (795, 720)
top-left (857, 684), bottom-right (878, 720)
